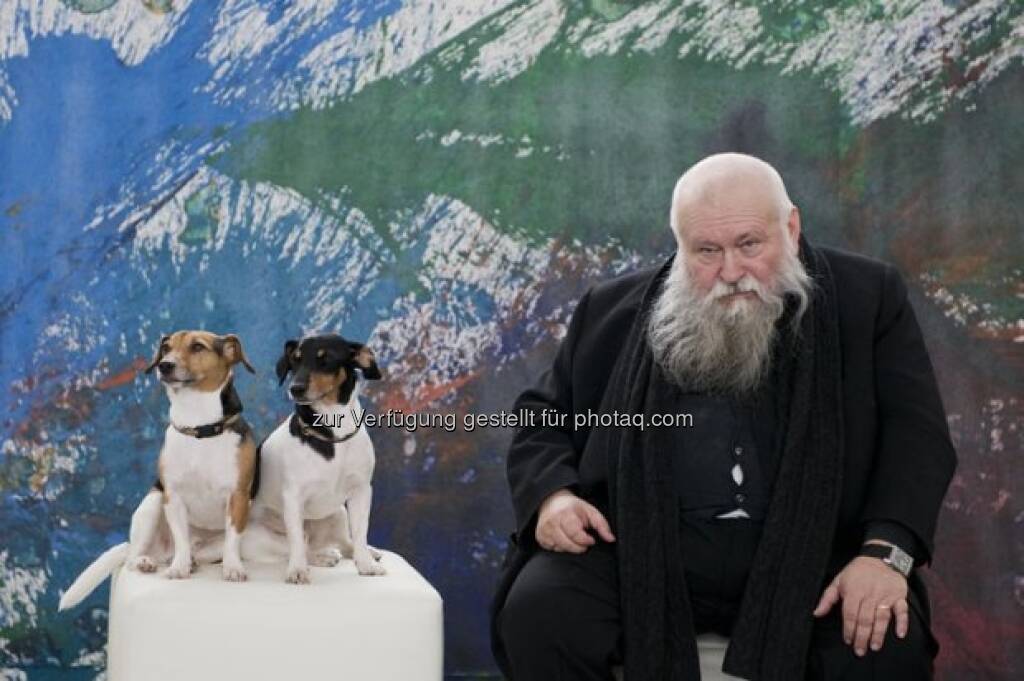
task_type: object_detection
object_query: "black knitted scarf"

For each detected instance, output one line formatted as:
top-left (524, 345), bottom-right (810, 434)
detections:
top-left (590, 234), bottom-right (844, 680)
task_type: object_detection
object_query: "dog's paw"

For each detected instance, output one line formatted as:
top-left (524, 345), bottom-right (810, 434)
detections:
top-left (190, 557), bottom-right (199, 573)
top-left (129, 556), bottom-right (157, 573)
top-left (310, 548), bottom-right (342, 567)
top-left (165, 564), bottom-right (191, 580)
top-left (355, 558), bottom-right (387, 576)
top-left (222, 565), bottom-right (248, 582)
top-left (285, 566), bottom-right (311, 584)
top-left (368, 545), bottom-right (383, 562)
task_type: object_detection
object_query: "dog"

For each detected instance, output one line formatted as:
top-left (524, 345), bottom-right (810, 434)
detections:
top-left (249, 333), bottom-right (385, 584)
top-left (59, 331), bottom-right (258, 610)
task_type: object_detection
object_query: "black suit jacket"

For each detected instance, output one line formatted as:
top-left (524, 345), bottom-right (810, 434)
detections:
top-left (491, 246), bottom-right (957, 673)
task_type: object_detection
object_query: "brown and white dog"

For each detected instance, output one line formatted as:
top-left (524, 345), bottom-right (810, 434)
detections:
top-left (59, 330), bottom-right (258, 610)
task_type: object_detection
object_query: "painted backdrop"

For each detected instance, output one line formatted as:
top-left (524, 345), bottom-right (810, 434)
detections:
top-left (1, 1), bottom-right (1021, 679)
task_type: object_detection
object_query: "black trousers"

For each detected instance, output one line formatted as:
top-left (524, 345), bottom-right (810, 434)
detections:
top-left (497, 518), bottom-right (938, 680)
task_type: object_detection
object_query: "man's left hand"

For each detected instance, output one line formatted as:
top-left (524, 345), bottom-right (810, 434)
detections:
top-left (812, 545), bottom-right (910, 656)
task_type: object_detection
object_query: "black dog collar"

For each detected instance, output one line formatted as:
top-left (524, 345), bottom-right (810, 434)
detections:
top-left (294, 408), bottom-right (362, 444)
top-left (173, 413), bottom-right (241, 439)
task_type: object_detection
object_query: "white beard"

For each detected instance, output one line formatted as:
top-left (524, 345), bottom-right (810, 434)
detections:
top-left (646, 245), bottom-right (812, 395)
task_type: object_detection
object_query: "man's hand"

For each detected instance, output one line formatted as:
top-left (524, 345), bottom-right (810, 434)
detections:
top-left (813, 543), bottom-right (910, 657)
top-left (535, 489), bottom-right (616, 553)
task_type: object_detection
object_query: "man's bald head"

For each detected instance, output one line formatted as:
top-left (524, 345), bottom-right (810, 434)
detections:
top-left (670, 153), bottom-right (794, 238)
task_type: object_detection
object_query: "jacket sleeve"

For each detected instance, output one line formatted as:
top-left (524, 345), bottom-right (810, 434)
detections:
top-left (506, 288), bottom-right (592, 547)
top-left (859, 263), bottom-right (958, 566)
top-left (862, 519), bottom-right (923, 567)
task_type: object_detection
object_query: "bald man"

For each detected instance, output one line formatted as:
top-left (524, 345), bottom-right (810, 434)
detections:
top-left (491, 154), bottom-right (956, 680)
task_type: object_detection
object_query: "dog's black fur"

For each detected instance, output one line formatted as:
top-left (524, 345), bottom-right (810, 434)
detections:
top-left (275, 334), bottom-right (382, 461)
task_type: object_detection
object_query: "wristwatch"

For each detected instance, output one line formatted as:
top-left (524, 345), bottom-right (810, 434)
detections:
top-left (859, 543), bottom-right (914, 577)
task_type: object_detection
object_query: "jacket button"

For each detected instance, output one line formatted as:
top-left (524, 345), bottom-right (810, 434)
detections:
top-left (734, 446), bottom-right (744, 456)
top-left (734, 492), bottom-right (746, 504)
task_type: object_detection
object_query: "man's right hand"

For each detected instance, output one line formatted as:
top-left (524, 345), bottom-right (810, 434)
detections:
top-left (535, 489), bottom-right (616, 553)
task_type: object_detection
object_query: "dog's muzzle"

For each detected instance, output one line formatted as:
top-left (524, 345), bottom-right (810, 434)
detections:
top-left (158, 362), bottom-right (194, 385)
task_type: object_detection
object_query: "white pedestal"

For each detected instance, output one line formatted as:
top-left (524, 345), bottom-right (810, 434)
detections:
top-left (107, 550), bottom-right (443, 681)
top-left (612, 634), bottom-right (742, 681)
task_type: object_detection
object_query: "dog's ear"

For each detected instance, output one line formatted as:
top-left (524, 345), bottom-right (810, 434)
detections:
top-left (276, 339), bottom-right (299, 385)
top-left (143, 334), bottom-right (171, 374)
top-left (218, 334), bottom-right (256, 374)
top-left (349, 342), bottom-right (382, 380)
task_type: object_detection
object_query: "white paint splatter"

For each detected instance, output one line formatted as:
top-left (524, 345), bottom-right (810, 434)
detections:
top-left (0, 550), bottom-right (48, 629)
top-left (461, 0), bottom-right (566, 85)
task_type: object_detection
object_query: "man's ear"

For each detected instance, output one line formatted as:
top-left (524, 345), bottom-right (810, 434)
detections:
top-left (349, 342), bottom-right (382, 380)
top-left (219, 334), bottom-right (256, 374)
top-left (787, 205), bottom-right (801, 252)
top-left (276, 340), bottom-right (299, 386)
top-left (143, 335), bottom-right (170, 374)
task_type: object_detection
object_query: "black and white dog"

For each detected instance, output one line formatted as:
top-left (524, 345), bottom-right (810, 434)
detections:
top-left (250, 334), bottom-right (385, 583)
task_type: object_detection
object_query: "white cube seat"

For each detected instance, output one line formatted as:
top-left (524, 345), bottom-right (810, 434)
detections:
top-left (107, 550), bottom-right (443, 681)
top-left (612, 633), bottom-right (743, 681)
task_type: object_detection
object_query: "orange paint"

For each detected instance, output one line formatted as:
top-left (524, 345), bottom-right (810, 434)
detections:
top-left (96, 357), bottom-right (149, 390)
top-left (378, 371), bottom-right (478, 414)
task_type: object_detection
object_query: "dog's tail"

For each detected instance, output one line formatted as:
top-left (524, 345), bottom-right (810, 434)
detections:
top-left (58, 542), bottom-right (130, 611)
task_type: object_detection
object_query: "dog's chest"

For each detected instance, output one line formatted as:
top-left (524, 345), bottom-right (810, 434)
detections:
top-left (160, 429), bottom-right (242, 527)
top-left (279, 435), bottom-right (374, 518)
top-left (303, 465), bottom-right (365, 517)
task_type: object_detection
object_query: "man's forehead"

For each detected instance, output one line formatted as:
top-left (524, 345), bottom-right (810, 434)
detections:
top-left (678, 209), bottom-right (773, 242)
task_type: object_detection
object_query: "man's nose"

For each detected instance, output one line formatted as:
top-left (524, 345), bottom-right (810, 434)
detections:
top-left (719, 251), bottom-right (744, 284)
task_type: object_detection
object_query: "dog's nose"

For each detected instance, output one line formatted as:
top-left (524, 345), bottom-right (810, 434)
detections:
top-left (289, 384), bottom-right (307, 398)
top-left (158, 361), bottom-right (175, 375)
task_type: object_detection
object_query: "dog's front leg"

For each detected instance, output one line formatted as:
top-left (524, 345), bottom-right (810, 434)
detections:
top-left (307, 514), bottom-right (343, 567)
top-left (163, 493), bottom-right (192, 579)
top-left (282, 492), bottom-right (310, 584)
top-left (222, 491), bottom-right (249, 582)
top-left (326, 507), bottom-right (382, 562)
top-left (348, 485), bottom-right (385, 576)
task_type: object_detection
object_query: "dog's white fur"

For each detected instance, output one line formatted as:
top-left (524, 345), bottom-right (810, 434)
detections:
top-left (252, 382), bottom-right (385, 584)
top-left (159, 374), bottom-right (247, 581)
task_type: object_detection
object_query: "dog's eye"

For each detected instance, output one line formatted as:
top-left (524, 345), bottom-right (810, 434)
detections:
top-left (190, 342), bottom-right (206, 353)
top-left (292, 352), bottom-right (301, 362)
top-left (160, 343), bottom-right (171, 354)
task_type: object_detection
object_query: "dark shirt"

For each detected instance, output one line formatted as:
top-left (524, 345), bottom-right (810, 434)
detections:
top-left (667, 381), bottom-right (922, 565)
top-left (670, 387), bottom-right (776, 522)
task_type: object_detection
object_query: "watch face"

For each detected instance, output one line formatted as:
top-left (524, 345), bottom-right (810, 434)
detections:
top-left (888, 549), bottom-right (913, 575)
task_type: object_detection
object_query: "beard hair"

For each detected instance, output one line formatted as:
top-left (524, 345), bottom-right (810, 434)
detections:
top-left (646, 241), bottom-right (813, 395)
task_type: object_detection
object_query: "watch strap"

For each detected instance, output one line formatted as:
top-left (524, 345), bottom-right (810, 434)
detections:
top-left (859, 543), bottom-right (913, 577)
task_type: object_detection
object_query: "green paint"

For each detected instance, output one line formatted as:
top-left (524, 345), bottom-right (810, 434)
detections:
top-left (212, 11), bottom-right (849, 250)
top-left (589, 0), bottom-right (635, 22)
top-left (59, 0), bottom-right (118, 13)
top-left (179, 182), bottom-right (221, 245)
